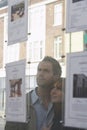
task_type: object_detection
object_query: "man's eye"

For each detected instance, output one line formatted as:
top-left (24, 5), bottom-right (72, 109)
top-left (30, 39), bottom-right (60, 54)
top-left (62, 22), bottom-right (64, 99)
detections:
top-left (38, 69), bottom-right (41, 71)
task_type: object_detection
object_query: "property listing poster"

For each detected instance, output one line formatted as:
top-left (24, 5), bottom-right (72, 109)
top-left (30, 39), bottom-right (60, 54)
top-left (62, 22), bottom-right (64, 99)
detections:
top-left (64, 51), bottom-right (87, 129)
top-left (66, 0), bottom-right (87, 32)
top-left (6, 59), bottom-right (26, 122)
top-left (8, 0), bottom-right (28, 45)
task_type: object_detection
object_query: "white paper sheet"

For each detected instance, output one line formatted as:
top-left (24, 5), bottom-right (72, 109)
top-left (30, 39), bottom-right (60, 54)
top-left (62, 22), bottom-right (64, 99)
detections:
top-left (66, 0), bottom-right (87, 32)
top-left (64, 51), bottom-right (87, 129)
top-left (6, 59), bottom-right (26, 122)
top-left (8, 0), bottom-right (28, 45)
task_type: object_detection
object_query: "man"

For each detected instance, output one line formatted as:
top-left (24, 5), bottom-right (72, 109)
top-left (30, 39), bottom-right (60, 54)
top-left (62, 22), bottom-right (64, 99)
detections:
top-left (5, 56), bottom-right (61, 130)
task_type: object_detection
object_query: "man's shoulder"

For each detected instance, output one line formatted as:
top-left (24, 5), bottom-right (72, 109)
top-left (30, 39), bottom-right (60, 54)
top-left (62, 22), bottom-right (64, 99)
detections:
top-left (26, 89), bottom-right (33, 99)
top-left (26, 88), bottom-right (36, 101)
top-left (29, 87), bottom-right (39, 104)
top-left (26, 89), bottom-right (35, 96)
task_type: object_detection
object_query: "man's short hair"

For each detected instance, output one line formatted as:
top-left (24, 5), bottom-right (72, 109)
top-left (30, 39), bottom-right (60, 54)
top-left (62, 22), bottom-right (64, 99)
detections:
top-left (42, 56), bottom-right (62, 77)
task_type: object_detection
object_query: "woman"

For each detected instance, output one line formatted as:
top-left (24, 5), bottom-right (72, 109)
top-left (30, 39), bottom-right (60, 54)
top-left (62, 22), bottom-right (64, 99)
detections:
top-left (50, 78), bottom-right (65, 130)
top-left (42, 78), bottom-right (80, 130)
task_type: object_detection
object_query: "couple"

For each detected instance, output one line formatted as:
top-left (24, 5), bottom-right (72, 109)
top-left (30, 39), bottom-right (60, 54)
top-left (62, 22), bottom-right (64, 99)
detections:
top-left (5, 56), bottom-right (78, 130)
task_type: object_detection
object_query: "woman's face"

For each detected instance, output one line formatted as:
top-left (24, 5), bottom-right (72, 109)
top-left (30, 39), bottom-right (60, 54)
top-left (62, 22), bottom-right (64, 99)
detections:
top-left (50, 80), bottom-right (63, 103)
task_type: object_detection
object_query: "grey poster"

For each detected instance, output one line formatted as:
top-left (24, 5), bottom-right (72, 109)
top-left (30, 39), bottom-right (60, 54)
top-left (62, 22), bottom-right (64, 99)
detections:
top-left (0, 0), bottom-right (8, 8)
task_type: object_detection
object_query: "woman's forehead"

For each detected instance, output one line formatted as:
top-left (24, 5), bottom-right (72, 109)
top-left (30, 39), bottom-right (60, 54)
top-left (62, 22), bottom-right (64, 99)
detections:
top-left (54, 80), bottom-right (62, 89)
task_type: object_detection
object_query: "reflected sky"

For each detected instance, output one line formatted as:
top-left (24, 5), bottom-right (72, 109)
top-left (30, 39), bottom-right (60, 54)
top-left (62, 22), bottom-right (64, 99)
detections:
top-left (0, 0), bottom-right (8, 8)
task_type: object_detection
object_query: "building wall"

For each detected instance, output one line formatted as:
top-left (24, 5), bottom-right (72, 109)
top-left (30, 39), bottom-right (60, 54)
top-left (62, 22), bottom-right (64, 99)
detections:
top-left (19, 42), bottom-right (26, 59)
top-left (0, 0), bottom-right (84, 75)
top-left (30, 0), bottom-right (43, 5)
top-left (46, 1), bottom-right (65, 57)
top-left (0, 8), bottom-right (7, 15)
top-left (0, 0), bottom-right (65, 66)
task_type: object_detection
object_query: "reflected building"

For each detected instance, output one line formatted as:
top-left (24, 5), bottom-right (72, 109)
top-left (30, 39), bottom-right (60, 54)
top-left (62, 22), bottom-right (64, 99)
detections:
top-left (73, 74), bottom-right (87, 98)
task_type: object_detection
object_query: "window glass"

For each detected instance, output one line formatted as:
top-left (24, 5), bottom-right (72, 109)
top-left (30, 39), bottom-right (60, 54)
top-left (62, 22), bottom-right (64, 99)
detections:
top-left (27, 5), bottom-right (45, 62)
top-left (0, 77), bottom-right (5, 89)
top-left (54, 36), bottom-right (62, 59)
top-left (54, 3), bottom-right (62, 26)
top-left (26, 75), bottom-right (37, 91)
top-left (27, 41), bottom-right (44, 62)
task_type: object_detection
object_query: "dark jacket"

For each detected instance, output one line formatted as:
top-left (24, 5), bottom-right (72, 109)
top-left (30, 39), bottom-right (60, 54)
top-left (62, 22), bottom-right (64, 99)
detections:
top-left (51, 111), bottom-right (83, 130)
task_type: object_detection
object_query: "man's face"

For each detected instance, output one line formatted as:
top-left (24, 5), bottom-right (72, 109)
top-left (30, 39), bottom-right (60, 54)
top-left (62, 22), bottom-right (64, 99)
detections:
top-left (36, 61), bottom-right (56, 88)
